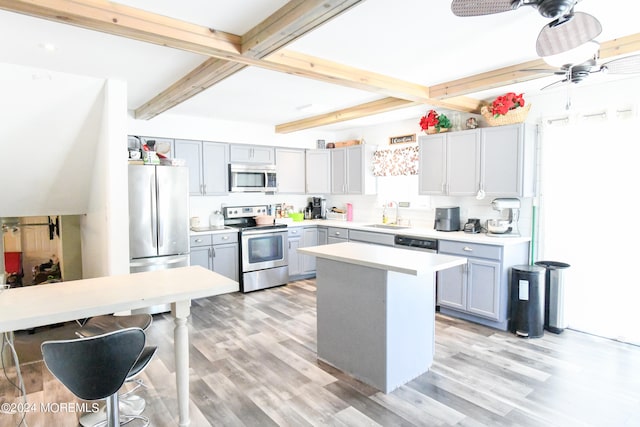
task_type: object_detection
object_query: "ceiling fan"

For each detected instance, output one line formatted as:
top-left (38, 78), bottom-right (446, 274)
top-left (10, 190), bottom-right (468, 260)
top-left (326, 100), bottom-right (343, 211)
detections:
top-left (530, 53), bottom-right (640, 90)
top-left (525, 53), bottom-right (640, 109)
top-left (451, 0), bottom-right (602, 57)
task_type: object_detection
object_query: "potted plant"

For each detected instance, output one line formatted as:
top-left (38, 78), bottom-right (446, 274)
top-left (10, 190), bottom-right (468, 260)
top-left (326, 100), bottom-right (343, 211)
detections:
top-left (419, 110), bottom-right (452, 134)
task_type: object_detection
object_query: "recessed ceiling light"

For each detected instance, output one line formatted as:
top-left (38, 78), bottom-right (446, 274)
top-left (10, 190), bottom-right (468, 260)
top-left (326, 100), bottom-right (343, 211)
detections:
top-left (39, 42), bottom-right (57, 52)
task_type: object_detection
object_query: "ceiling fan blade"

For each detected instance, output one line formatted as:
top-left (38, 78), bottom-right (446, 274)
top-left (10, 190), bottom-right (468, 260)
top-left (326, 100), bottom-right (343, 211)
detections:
top-left (521, 68), bottom-right (566, 75)
top-left (536, 11), bottom-right (602, 57)
top-left (541, 79), bottom-right (569, 91)
top-left (601, 54), bottom-right (640, 74)
top-left (451, 0), bottom-right (518, 17)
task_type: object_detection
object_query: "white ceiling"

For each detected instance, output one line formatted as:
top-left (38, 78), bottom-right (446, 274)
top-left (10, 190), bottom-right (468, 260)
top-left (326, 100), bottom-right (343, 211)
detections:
top-left (1, 0), bottom-right (638, 131)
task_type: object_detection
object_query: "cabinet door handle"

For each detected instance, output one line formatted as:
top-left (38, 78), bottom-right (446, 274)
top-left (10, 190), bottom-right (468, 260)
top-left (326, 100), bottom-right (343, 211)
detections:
top-left (463, 246), bottom-right (473, 252)
top-left (222, 236), bottom-right (229, 240)
top-left (211, 247), bottom-right (216, 258)
top-left (195, 238), bottom-right (203, 243)
top-left (335, 231), bottom-right (340, 236)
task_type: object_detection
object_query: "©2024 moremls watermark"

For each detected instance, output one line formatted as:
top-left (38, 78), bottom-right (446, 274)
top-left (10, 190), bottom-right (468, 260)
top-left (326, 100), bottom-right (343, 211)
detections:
top-left (1, 401), bottom-right (100, 415)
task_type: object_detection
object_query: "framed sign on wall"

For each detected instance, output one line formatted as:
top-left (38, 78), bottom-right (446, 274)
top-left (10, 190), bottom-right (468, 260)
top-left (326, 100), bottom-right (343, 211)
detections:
top-left (389, 133), bottom-right (416, 145)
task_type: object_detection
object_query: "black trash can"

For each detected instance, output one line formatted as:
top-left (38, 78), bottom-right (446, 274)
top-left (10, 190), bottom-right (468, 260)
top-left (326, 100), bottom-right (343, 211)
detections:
top-left (535, 261), bottom-right (571, 334)
top-left (510, 265), bottom-right (545, 338)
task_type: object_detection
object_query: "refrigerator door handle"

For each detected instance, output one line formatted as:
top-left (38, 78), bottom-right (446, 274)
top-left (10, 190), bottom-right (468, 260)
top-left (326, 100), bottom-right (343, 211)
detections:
top-left (150, 173), bottom-right (158, 248)
top-left (157, 177), bottom-right (163, 248)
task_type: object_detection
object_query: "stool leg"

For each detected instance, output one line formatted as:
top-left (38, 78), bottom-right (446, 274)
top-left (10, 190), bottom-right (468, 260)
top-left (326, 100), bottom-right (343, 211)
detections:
top-left (105, 394), bottom-right (119, 427)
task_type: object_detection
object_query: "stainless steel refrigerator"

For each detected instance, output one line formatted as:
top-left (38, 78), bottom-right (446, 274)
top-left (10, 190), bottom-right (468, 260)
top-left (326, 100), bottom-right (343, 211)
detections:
top-left (128, 165), bottom-right (189, 313)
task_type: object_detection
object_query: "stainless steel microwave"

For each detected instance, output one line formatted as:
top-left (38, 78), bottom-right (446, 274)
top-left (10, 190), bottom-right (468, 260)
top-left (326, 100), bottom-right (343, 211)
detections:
top-left (229, 164), bottom-right (277, 192)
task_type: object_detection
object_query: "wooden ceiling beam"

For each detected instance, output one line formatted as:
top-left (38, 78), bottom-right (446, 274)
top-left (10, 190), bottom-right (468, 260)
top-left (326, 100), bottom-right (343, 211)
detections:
top-left (1, 0), bottom-right (480, 121)
top-left (136, 0), bottom-right (365, 119)
top-left (0, 0), bottom-right (242, 56)
top-left (275, 98), bottom-right (419, 134)
top-left (429, 32), bottom-right (640, 99)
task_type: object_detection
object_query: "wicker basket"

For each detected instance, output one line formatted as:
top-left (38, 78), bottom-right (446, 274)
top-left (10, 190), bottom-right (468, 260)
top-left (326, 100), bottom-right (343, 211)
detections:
top-left (481, 103), bottom-right (531, 126)
top-left (424, 127), bottom-right (450, 135)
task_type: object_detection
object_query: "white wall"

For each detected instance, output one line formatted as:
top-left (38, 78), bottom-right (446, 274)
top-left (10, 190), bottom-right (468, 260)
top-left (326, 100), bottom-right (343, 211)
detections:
top-left (0, 63), bottom-right (104, 216)
top-left (81, 79), bottom-right (129, 278)
top-left (0, 63), bottom-right (129, 279)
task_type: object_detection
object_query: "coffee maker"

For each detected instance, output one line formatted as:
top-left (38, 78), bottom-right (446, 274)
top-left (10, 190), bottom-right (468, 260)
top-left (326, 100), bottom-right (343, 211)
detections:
top-left (311, 197), bottom-right (324, 219)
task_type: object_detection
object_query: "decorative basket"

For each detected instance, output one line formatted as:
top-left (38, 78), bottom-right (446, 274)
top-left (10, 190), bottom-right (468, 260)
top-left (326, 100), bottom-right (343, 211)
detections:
top-left (481, 103), bottom-right (531, 127)
top-left (424, 127), bottom-right (450, 135)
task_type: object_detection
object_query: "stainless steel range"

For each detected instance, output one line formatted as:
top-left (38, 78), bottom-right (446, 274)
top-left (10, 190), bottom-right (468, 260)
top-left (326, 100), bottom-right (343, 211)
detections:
top-left (223, 204), bottom-right (288, 292)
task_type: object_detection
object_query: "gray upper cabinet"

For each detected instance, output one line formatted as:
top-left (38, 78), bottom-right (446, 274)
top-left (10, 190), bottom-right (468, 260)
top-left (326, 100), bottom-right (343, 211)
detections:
top-left (447, 130), bottom-right (481, 196)
top-left (175, 139), bottom-right (228, 196)
top-left (174, 139), bottom-right (203, 196)
top-left (419, 124), bottom-right (536, 197)
top-left (276, 148), bottom-right (305, 194)
top-left (305, 149), bottom-right (331, 194)
top-left (331, 145), bottom-right (376, 195)
top-left (229, 144), bottom-right (275, 164)
top-left (202, 142), bottom-right (229, 195)
top-left (481, 124), bottom-right (537, 197)
top-left (419, 129), bottom-right (480, 196)
top-left (418, 133), bottom-right (446, 194)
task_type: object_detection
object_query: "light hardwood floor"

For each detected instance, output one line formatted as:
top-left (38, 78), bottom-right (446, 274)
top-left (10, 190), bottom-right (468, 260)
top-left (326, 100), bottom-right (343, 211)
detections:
top-left (3, 278), bottom-right (640, 426)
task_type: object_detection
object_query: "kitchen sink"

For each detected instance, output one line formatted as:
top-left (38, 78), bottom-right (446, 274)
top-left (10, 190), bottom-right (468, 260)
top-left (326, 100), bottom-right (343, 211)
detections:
top-left (364, 224), bottom-right (410, 230)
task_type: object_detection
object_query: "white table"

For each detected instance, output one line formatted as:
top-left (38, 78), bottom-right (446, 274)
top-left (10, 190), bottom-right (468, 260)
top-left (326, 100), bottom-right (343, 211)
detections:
top-left (298, 242), bottom-right (466, 393)
top-left (0, 266), bottom-right (238, 427)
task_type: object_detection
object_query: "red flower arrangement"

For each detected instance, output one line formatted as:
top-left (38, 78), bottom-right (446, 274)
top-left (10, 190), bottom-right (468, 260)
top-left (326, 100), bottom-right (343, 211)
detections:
top-left (489, 92), bottom-right (525, 117)
top-left (419, 109), bottom-right (451, 132)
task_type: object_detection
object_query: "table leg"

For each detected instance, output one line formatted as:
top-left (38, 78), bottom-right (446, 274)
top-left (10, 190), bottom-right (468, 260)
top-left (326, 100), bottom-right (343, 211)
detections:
top-left (172, 300), bottom-right (191, 427)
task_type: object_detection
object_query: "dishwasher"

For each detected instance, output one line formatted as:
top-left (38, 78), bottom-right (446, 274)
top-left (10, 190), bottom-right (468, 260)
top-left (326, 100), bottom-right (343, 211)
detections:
top-left (394, 235), bottom-right (440, 309)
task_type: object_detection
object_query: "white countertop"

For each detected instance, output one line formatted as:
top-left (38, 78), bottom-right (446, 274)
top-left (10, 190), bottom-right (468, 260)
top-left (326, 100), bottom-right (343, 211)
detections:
top-left (298, 242), bottom-right (467, 276)
top-left (285, 219), bottom-right (530, 246)
top-left (0, 266), bottom-right (239, 333)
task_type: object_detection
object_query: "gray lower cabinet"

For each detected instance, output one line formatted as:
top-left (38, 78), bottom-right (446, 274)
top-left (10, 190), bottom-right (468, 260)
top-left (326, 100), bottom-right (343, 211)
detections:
top-left (189, 233), bottom-right (238, 281)
top-left (317, 226), bottom-right (328, 245)
top-left (326, 227), bottom-right (348, 244)
top-left (288, 227), bottom-right (318, 278)
top-left (348, 229), bottom-right (394, 246)
top-left (437, 239), bottom-right (528, 330)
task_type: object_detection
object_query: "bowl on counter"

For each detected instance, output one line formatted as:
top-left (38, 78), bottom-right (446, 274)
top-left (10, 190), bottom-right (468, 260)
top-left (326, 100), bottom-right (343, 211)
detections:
top-left (254, 215), bottom-right (275, 226)
top-left (486, 219), bottom-right (511, 234)
top-left (288, 212), bottom-right (304, 222)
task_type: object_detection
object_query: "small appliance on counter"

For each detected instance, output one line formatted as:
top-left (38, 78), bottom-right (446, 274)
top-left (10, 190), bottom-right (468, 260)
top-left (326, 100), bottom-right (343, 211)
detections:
top-left (434, 206), bottom-right (460, 231)
top-left (310, 197), bottom-right (327, 219)
top-left (487, 198), bottom-right (521, 237)
top-left (463, 218), bottom-right (482, 234)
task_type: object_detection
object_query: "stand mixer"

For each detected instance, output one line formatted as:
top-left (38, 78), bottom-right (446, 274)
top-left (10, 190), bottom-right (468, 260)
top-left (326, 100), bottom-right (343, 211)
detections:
top-left (487, 198), bottom-right (521, 237)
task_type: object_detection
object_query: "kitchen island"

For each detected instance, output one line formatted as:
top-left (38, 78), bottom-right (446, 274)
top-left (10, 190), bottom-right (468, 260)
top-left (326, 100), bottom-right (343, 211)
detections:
top-left (298, 242), bottom-right (466, 393)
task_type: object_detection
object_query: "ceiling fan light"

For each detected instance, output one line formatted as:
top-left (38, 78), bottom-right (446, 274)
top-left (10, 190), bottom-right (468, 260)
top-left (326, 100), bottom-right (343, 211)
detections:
top-left (543, 40), bottom-right (600, 68)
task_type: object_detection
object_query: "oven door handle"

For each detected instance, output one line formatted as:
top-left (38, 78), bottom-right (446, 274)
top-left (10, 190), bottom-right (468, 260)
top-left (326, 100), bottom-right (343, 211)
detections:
top-left (241, 228), bottom-right (286, 236)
